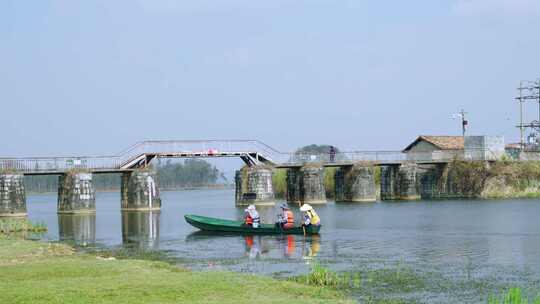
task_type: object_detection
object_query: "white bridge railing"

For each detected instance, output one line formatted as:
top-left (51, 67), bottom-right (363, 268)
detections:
top-left (0, 140), bottom-right (501, 173)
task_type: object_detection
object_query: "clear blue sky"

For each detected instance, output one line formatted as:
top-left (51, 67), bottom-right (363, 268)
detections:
top-left (1, 0), bottom-right (540, 157)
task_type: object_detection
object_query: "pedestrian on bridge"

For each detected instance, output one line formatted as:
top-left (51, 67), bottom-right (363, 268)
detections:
top-left (329, 146), bottom-right (336, 163)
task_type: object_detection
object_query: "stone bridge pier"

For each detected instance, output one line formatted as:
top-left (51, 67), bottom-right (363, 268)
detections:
top-left (0, 173), bottom-right (27, 217)
top-left (380, 163), bottom-right (420, 201)
top-left (121, 170), bottom-right (161, 211)
top-left (286, 166), bottom-right (327, 204)
top-left (58, 172), bottom-right (96, 214)
top-left (335, 165), bottom-right (376, 202)
top-left (235, 166), bottom-right (275, 206)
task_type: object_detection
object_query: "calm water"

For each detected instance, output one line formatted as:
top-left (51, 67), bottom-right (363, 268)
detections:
top-left (27, 189), bottom-right (540, 303)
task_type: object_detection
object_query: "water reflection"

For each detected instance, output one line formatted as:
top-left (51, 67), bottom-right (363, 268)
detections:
top-left (302, 235), bottom-right (321, 261)
top-left (244, 236), bottom-right (269, 259)
top-left (58, 214), bottom-right (96, 246)
top-left (121, 211), bottom-right (160, 249)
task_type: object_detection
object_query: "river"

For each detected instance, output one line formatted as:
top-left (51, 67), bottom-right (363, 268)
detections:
top-left (27, 189), bottom-right (540, 303)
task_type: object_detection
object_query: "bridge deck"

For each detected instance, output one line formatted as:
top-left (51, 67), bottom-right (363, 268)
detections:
top-left (0, 140), bottom-right (498, 175)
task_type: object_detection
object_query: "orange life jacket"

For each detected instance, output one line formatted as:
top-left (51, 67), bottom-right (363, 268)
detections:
top-left (245, 214), bottom-right (253, 225)
top-left (283, 210), bottom-right (294, 228)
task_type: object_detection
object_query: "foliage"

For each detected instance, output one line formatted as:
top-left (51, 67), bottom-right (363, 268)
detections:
top-left (488, 288), bottom-right (540, 304)
top-left (292, 262), bottom-right (361, 289)
top-left (447, 160), bottom-right (491, 197)
top-left (295, 144), bottom-right (340, 155)
top-left (325, 167), bottom-right (337, 198)
top-left (272, 168), bottom-right (287, 198)
top-left (444, 160), bottom-right (540, 198)
top-left (155, 158), bottom-right (225, 189)
top-left (0, 218), bottom-right (47, 234)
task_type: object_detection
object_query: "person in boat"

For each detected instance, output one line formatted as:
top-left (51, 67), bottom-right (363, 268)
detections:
top-left (276, 203), bottom-right (295, 229)
top-left (300, 204), bottom-right (321, 227)
top-left (244, 204), bottom-right (260, 228)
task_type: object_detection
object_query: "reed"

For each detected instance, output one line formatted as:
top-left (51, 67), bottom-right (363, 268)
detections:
top-left (291, 262), bottom-right (361, 289)
top-left (0, 218), bottom-right (47, 234)
top-left (488, 288), bottom-right (540, 304)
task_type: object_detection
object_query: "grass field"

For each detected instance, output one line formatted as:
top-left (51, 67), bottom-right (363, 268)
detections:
top-left (0, 239), bottom-right (353, 304)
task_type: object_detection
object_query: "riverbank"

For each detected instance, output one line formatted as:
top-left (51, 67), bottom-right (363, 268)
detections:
top-left (272, 161), bottom-right (540, 200)
top-left (0, 239), bottom-right (353, 304)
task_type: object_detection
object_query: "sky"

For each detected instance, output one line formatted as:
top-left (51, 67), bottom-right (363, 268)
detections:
top-left (1, 0), bottom-right (540, 159)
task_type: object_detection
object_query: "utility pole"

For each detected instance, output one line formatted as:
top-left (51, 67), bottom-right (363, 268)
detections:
top-left (460, 109), bottom-right (468, 137)
top-left (518, 81), bottom-right (524, 148)
top-left (451, 110), bottom-right (468, 137)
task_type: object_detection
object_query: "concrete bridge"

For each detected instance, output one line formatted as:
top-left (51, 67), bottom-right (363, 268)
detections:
top-left (0, 139), bottom-right (496, 217)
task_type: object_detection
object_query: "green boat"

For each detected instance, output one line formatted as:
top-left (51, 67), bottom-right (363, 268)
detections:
top-left (184, 214), bottom-right (321, 235)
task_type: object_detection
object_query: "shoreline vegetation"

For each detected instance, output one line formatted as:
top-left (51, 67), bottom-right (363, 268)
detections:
top-left (0, 238), bottom-right (353, 304)
top-left (0, 237), bottom-right (537, 304)
top-left (273, 160), bottom-right (540, 201)
top-left (0, 218), bottom-right (47, 234)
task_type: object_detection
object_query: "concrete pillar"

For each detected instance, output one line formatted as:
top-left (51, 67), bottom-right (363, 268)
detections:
top-left (335, 165), bottom-right (376, 202)
top-left (380, 165), bottom-right (399, 200)
top-left (397, 163), bottom-right (420, 200)
top-left (58, 214), bottom-right (96, 246)
top-left (58, 172), bottom-right (95, 214)
top-left (122, 211), bottom-right (160, 249)
top-left (121, 170), bottom-right (161, 211)
top-left (286, 166), bottom-right (327, 204)
top-left (286, 168), bottom-right (301, 203)
top-left (380, 163), bottom-right (420, 201)
top-left (0, 173), bottom-right (27, 217)
top-left (235, 166), bottom-right (275, 206)
top-left (300, 166), bottom-right (327, 204)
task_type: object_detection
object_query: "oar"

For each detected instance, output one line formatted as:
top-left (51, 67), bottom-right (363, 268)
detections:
top-left (298, 201), bottom-right (306, 236)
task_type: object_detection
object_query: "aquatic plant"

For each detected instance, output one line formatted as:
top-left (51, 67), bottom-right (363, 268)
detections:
top-left (0, 218), bottom-right (47, 234)
top-left (291, 262), bottom-right (361, 289)
top-left (488, 288), bottom-right (540, 304)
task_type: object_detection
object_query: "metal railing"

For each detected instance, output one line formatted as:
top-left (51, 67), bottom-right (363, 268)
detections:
top-left (0, 140), bottom-right (502, 173)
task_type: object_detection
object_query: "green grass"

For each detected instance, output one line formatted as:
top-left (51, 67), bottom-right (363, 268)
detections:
top-left (0, 239), bottom-right (354, 304)
top-left (0, 218), bottom-right (47, 234)
top-left (293, 262), bottom-right (540, 304)
top-left (488, 288), bottom-right (540, 304)
top-left (291, 262), bottom-right (361, 289)
top-left (291, 262), bottom-right (425, 303)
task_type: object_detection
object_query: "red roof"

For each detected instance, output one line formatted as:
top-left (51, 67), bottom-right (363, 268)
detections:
top-left (403, 136), bottom-right (464, 152)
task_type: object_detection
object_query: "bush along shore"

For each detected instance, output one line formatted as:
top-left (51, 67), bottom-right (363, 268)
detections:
top-left (420, 160), bottom-right (540, 200)
top-left (0, 239), bottom-right (354, 304)
top-left (0, 218), bottom-right (47, 234)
